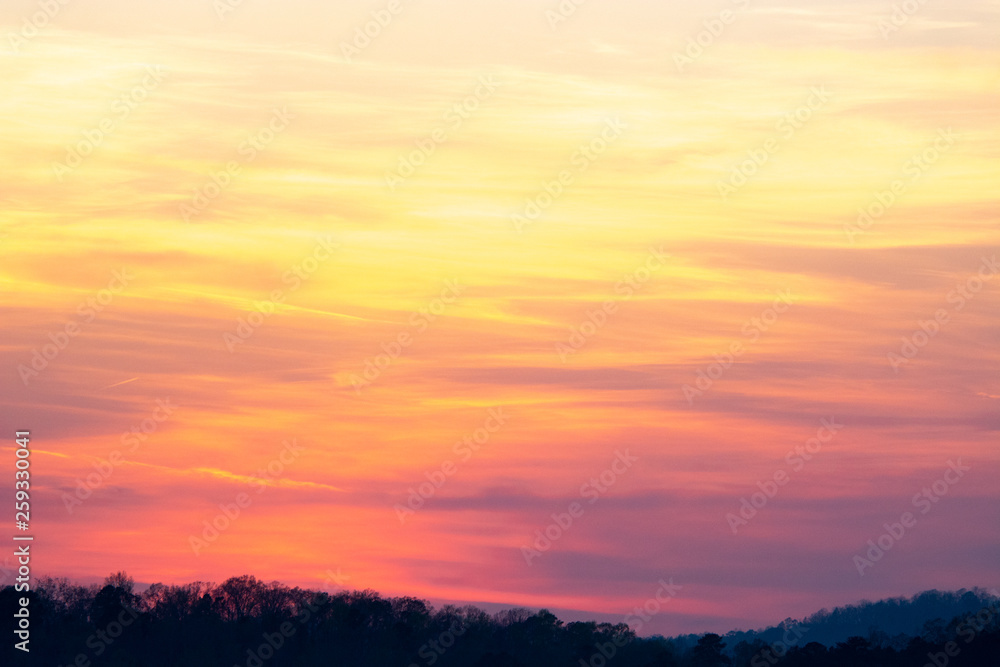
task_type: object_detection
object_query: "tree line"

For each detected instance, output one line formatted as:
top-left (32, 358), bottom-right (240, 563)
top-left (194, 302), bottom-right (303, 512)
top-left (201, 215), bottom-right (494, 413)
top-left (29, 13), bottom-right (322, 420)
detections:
top-left (2, 573), bottom-right (998, 666)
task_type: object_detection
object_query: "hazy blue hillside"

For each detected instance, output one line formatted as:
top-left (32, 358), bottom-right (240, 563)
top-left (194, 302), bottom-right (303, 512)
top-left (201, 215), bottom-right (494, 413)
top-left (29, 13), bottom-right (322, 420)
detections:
top-left (670, 588), bottom-right (999, 650)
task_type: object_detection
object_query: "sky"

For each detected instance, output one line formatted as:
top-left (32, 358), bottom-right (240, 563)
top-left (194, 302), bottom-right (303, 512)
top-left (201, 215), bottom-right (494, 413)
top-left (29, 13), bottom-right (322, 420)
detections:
top-left (1, 0), bottom-right (999, 637)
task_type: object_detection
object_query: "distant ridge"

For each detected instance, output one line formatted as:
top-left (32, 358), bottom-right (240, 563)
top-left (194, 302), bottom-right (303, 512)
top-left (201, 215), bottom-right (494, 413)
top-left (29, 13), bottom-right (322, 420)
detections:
top-left (670, 588), bottom-right (1000, 650)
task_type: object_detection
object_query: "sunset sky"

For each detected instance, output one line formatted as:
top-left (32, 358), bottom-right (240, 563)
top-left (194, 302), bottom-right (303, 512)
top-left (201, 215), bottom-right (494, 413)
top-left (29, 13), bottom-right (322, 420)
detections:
top-left (2, 0), bottom-right (998, 636)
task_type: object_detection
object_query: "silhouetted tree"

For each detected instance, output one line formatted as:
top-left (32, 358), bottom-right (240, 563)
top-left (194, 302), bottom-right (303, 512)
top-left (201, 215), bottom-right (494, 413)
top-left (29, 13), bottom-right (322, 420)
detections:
top-left (692, 633), bottom-right (731, 666)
